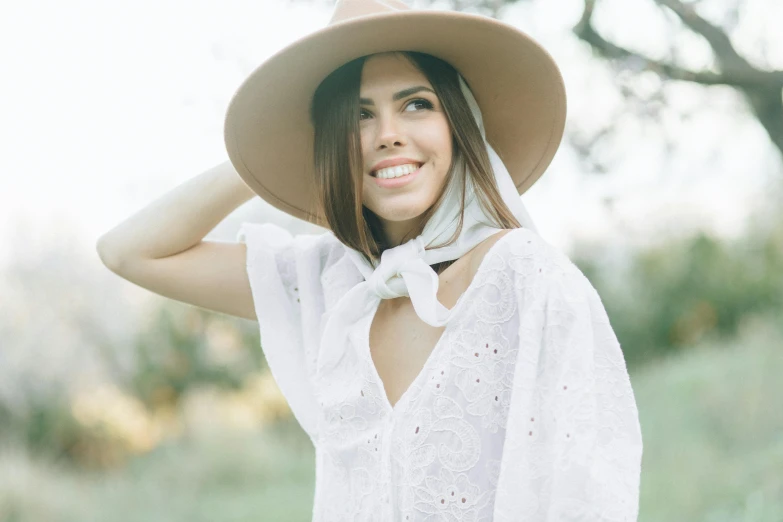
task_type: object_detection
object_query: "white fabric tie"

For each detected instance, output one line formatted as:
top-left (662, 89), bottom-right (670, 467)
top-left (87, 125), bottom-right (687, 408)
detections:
top-left (317, 75), bottom-right (540, 374)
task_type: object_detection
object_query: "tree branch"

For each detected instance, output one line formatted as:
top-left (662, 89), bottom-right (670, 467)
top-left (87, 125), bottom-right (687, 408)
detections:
top-left (653, 0), bottom-right (748, 71)
top-left (573, 0), bottom-right (783, 89)
top-left (654, 0), bottom-right (783, 86)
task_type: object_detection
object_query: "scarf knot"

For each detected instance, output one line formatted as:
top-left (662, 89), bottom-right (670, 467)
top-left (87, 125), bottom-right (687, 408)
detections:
top-left (367, 235), bottom-right (427, 299)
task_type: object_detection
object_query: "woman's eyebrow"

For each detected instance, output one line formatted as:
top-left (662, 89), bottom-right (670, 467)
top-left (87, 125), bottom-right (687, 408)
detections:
top-left (359, 85), bottom-right (435, 106)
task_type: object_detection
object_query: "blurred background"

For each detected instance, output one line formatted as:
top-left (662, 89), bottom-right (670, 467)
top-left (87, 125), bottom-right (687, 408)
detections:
top-left (1, 0), bottom-right (782, 520)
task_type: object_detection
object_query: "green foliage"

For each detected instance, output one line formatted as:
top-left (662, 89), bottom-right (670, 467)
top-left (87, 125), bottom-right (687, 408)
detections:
top-left (573, 225), bottom-right (783, 368)
top-left (0, 299), bottom-right (267, 470)
top-left (0, 423), bottom-right (316, 522)
top-left (632, 315), bottom-right (783, 522)
top-left (0, 389), bottom-right (135, 471)
top-left (103, 299), bottom-right (265, 412)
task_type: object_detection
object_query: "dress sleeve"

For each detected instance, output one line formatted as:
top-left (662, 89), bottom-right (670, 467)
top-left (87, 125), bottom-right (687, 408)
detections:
top-left (236, 222), bottom-right (338, 443)
top-left (493, 254), bottom-right (644, 521)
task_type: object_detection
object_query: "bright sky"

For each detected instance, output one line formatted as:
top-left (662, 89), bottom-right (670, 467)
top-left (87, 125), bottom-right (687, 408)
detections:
top-left (1, 0), bottom-right (780, 271)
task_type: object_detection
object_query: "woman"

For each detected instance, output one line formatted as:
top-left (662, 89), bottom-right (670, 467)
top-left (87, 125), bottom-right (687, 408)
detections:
top-left (97, 0), bottom-right (643, 520)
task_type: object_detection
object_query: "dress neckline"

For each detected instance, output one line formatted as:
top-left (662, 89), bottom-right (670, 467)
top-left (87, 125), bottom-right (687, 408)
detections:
top-left (362, 228), bottom-right (522, 415)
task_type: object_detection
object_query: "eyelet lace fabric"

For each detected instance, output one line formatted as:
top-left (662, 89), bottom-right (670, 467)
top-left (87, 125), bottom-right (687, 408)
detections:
top-left (237, 223), bottom-right (643, 521)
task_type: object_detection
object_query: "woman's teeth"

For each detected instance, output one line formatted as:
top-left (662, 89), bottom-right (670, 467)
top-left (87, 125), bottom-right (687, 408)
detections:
top-left (374, 163), bottom-right (419, 179)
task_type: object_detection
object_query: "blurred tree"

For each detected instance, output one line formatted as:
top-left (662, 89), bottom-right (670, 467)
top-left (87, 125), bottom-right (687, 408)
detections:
top-left (97, 299), bottom-right (265, 413)
top-left (570, 0), bottom-right (783, 164)
top-left (572, 216), bottom-right (783, 366)
top-left (0, 292), bottom-right (267, 469)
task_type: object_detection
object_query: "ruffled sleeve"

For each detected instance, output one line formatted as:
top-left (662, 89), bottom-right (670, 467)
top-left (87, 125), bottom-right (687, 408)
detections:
top-left (493, 251), bottom-right (644, 521)
top-left (236, 222), bottom-right (349, 443)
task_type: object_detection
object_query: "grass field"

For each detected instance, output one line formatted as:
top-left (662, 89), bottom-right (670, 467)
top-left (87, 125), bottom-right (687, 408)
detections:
top-left (1, 316), bottom-right (781, 522)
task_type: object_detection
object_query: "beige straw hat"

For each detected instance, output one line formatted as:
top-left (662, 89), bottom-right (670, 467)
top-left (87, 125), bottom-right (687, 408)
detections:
top-left (224, 0), bottom-right (566, 228)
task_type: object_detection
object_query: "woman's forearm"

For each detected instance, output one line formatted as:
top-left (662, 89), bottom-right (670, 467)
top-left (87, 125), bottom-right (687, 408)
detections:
top-left (96, 160), bottom-right (256, 266)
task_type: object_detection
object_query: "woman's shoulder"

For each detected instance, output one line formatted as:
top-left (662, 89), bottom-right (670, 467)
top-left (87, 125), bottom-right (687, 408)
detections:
top-left (489, 227), bottom-right (579, 276)
top-left (497, 228), bottom-right (603, 310)
top-left (237, 222), bottom-right (349, 273)
top-left (478, 226), bottom-right (593, 300)
top-left (285, 229), bottom-right (355, 280)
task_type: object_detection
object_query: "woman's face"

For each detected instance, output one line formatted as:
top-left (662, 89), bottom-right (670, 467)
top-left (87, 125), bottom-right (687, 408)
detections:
top-left (359, 52), bottom-right (453, 246)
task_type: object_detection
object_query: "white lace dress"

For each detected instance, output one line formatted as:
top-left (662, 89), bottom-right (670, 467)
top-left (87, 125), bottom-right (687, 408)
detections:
top-left (237, 223), bottom-right (643, 522)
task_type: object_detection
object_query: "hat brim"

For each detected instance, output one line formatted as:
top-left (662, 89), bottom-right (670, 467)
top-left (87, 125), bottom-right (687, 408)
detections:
top-left (224, 10), bottom-right (566, 229)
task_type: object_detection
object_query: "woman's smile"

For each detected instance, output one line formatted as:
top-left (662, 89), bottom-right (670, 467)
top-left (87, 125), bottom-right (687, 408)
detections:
top-left (370, 162), bottom-right (423, 188)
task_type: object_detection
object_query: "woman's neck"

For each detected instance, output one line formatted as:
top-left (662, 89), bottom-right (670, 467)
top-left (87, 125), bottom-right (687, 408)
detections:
top-left (381, 216), bottom-right (424, 247)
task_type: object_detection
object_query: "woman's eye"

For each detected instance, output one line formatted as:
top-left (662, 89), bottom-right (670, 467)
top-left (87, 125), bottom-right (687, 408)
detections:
top-left (359, 99), bottom-right (433, 121)
top-left (405, 98), bottom-right (433, 112)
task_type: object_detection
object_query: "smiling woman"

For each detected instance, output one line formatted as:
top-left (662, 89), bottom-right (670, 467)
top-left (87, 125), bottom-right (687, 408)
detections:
top-left (98, 0), bottom-right (642, 519)
top-left (310, 51), bottom-right (522, 267)
top-left (222, 0), bottom-right (641, 510)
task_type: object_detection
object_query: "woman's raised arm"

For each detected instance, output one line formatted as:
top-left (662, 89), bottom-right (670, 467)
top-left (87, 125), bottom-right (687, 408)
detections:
top-left (96, 160), bottom-right (260, 320)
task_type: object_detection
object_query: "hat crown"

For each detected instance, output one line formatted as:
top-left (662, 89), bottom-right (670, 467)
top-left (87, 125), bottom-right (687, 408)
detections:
top-left (329, 0), bottom-right (411, 25)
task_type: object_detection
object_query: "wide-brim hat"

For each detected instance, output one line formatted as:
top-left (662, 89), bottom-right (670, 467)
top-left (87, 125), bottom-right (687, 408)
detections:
top-left (224, 0), bottom-right (566, 229)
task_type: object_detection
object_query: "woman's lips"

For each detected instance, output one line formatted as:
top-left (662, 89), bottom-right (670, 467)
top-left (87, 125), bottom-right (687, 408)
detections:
top-left (370, 163), bottom-right (423, 188)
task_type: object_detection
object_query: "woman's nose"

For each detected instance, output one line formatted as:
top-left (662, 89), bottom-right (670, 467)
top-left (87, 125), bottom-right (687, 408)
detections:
top-left (374, 116), bottom-right (407, 149)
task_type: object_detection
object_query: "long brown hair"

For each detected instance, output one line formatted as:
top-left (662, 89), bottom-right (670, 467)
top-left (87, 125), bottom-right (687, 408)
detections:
top-left (309, 51), bottom-right (522, 273)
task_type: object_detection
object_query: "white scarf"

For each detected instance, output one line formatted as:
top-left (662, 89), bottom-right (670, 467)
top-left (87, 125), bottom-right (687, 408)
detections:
top-left (316, 75), bottom-right (539, 374)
